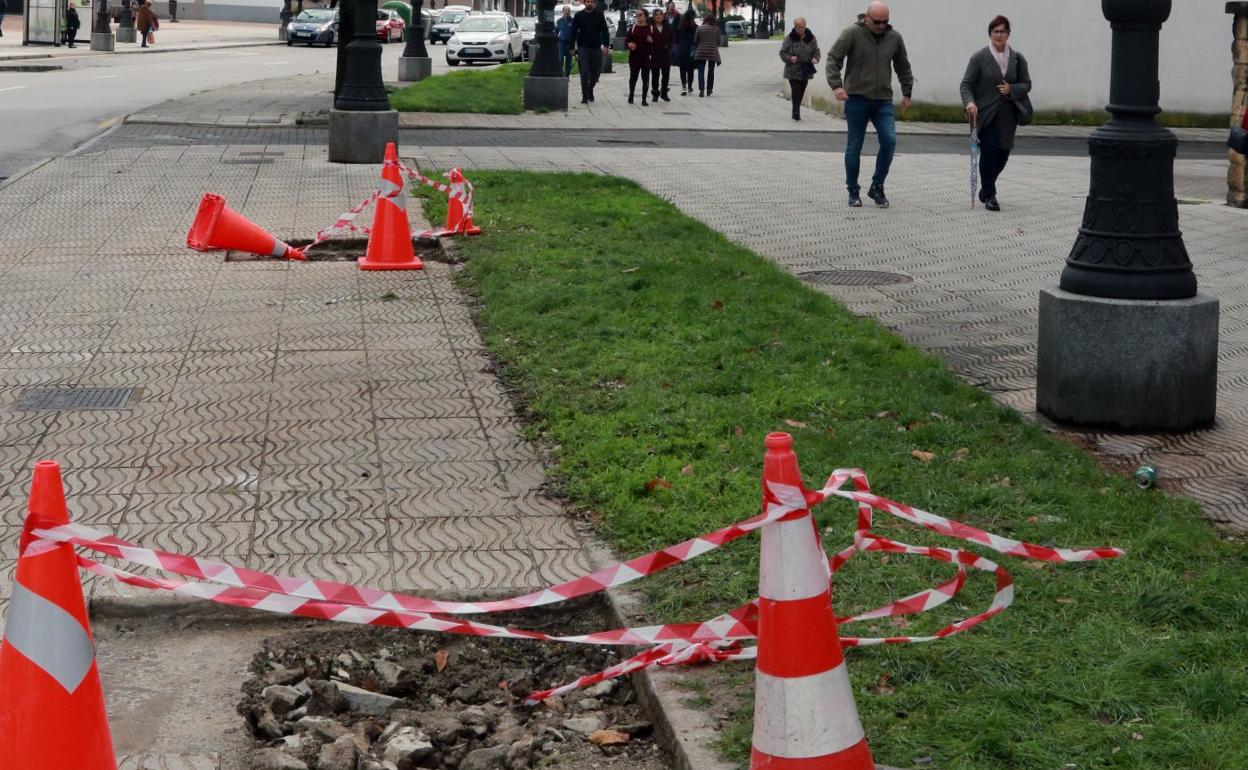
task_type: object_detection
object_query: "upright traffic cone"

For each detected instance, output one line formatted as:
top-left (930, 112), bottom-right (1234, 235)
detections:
top-left (420, 168), bottom-right (482, 238)
top-left (751, 433), bottom-right (874, 770)
top-left (359, 143), bottom-right (424, 271)
top-left (0, 461), bottom-right (116, 770)
top-left (186, 193), bottom-right (305, 260)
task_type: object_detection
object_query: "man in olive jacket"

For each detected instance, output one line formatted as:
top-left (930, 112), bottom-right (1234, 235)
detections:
top-left (826, 2), bottom-right (914, 208)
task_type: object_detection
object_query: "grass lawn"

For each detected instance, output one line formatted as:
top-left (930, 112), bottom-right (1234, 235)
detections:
top-left (902, 101), bottom-right (1230, 129)
top-left (390, 53), bottom-right (630, 115)
top-left (417, 171), bottom-right (1248, 770)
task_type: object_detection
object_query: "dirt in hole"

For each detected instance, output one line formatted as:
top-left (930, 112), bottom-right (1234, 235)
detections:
top-left (226, 238), bottom-right (441, 264)
top-left (238, 596), bottom-right (672, 770)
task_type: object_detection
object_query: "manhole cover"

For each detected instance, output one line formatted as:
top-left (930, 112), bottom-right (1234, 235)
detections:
top-left (22, 387), bottom-right (135, 411)
top-left (798, 270), bottom-right (913, 287)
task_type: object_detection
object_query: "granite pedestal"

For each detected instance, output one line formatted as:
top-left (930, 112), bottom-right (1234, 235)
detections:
top-left (523, 75), bottom-right (568, 111)
top-left (90, 31), bottom-right (115, 51)
top-left (1036, 287), bottom-right (1220, 431)
top-left (398, 56), bottom-right (432, 81)
top-left (116, 26), bottom-right (136, 42)
top-left (328, 108), bottom-right (399, 163)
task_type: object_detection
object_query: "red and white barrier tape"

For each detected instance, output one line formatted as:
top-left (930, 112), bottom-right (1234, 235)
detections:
top-left (304, 161), bottom-right (474, 252)
top-left (29, 467), bottom-right (1121, 702)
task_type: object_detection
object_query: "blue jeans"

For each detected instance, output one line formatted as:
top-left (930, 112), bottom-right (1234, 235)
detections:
top-left (695, 60), bottom-right (715, 93)
top-left (843, 95), bottom-right (897, 195)
top-left (558, 40), bottom-right (574, 77)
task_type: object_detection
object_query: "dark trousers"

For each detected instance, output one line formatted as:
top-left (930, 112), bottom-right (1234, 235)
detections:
top-left (64, 25), bottom-right (79, 45)
top-left (679, 63), bottom-right (695, 91)
top-left (576, 46), bottom-right (602, 99)
top-left (978, 119), bottom-right (1012, 199)
top-left (788, 78), bottom-right (808, 116)
top-left (558, 40), bottom-right (574, 77)
top-left (169, 0), bottom-right (177, 20)
top-left (650, 64), bottom-right (669, 97)
top-left (695, 59), bottom-right (715, 93)
top-left (628, 64), bottom-right (650, 100)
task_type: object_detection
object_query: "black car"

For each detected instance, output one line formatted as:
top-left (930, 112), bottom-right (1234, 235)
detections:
top-left (428, 8), bottom-right (467, 44)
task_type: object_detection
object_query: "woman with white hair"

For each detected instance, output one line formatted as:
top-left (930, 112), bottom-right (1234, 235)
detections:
top-left (779, 16), bottom-right (820, 121)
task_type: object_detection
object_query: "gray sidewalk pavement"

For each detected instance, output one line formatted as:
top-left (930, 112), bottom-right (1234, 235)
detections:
top-left (0, 18), bottom-right (281, 61)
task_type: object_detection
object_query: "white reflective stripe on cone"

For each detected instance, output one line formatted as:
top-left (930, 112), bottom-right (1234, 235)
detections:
top-left (4, 582), bottom-right (95, 694)
top-left (752, 663), bottom-right (865, 759)
top-left (270, 241), bottom-right (291, 258)
top-left (758, 514), bottom-right (829, 602)
top-left (380, 176), bottom-right (409, 213)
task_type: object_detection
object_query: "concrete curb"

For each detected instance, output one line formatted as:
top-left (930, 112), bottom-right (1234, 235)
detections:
top-left (0, 62), bottom-right (62, 71)
top-left (0, 156), bottom-right (53, 191)
top-left (0, 38), bottom-right (282, 62)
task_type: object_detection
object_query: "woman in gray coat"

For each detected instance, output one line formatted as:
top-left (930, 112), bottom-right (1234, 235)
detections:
top-left (779, 17), bottom-right (820, 121)
top-left (960, 14), bottom-right (1031, 211)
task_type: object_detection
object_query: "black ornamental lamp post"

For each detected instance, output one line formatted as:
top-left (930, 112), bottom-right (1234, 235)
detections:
top-left (1036, 0), bottom-right (1219, 431)
top-left (398, 0), bottom-right (433, 81)
top-left (329, 0), bottom-right (399, 162)
top-left (335, 0), bottom-right (388, 111)
top-left (523, 0), bottom-right (568, 109)
top-left (118, 0), bottom-right (135, 42)
top-left (90, 0), bottom-right (115, 50)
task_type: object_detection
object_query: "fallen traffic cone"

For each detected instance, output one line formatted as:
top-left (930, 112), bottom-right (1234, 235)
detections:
top-left (186, 193), bottom-right (305, 260)
top-left (0, 461), bottom-right (116, 770)
top-left (359, 143), bottom-right (424, 271)
top-left (420, 168), bottom-right (482, 238)
top-left (751, 433), bottom-right (874, 770)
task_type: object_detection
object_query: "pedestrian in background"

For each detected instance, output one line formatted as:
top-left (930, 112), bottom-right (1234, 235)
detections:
top-left (556, 5), bottom-right (575, 77)
top-left (63, 1), bottom-right (80, 46)
top-left (626, 8), bottom-right (653, 105)
top-left (692, 9), bottom-right (721, 97)
top-left (960, 14), bottom-right (1031, 212)
top-left (674, 8), bottom-right (697, 96)
top-left (0, 0), bottom-right (8, 38)
top-left (135, 0), bottom-right (155, 46)
top-left (570, 0), bottom-right (611, 104)
top-left (650, 8), bottom-right (673, 102)
top-left (779, 16), bottom-right (819, 121)
top-left (169, 0), bottom-right (177, 22)
top-left (826, 1), bottom-right (914, 208)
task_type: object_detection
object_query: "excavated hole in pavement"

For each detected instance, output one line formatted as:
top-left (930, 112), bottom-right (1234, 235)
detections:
top-left (225, 239), bottom-right (442, 264)
top-left (239, 595), bottom-right (672, 770)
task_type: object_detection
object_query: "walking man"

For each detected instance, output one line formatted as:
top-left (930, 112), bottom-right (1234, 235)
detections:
top-left (571, 0), bottom-right (611, 104)
top-left (826, 2), bottom-right (914, 208)
top-left (556, 5), bottom-right (575, 77)
top-left (63, 0), bottom-right (80, 46)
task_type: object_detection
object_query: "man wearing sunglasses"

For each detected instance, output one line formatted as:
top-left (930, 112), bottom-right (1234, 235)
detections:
top-left (826, 2), bottom-right (914, 209)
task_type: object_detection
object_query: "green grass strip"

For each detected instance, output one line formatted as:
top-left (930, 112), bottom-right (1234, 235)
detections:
top-left (418, 171), bottom-right (1248, 770)
top-left (390, 53), bottom-right (630, 115)
top-left (901, 101), bottom-right (1231, 129)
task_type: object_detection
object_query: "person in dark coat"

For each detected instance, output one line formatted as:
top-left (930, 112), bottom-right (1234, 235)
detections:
top-left (673, 8), bottom-right (697, 96)
top-left (692, 9), bottom-right (721, 97)
top-left (63, 1), bottom-right (80, 46)
top-left (625, 8), bottom-right (653, 105)
top-left (570, 0), bottom-right (612, 104)
top-left (0, 0), bottom-right (8, 37)
top-left (649, 8), bottom-right (673, 102)
top-left (960, 14), bottom-right (1032, 212)
top-left (779, 16), bottom-right (819, 121)
top-left (135, 0), bottom-right (155, 46)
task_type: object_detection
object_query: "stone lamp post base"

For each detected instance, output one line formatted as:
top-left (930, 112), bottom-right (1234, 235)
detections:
top-left (1036, 288), bottom-right (1219, 431)
top-left (90, 31), bottom-right (115, 51)
top-left (328, 109), bottom-right (399, 163)
top-left (116, 26), bottom-right (136, 42)
top-left (523, 75), bottom-right (568, 111)
top-left (398, 56), bottom-right (432, 81)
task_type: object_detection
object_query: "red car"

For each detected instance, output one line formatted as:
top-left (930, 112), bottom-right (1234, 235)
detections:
top-left (376, 9), bottom-right (406, 43)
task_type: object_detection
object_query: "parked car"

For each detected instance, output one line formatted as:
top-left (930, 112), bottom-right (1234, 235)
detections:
top-left (445, 12), bottom-right (524, 65)
top-left (429, 6), bottom-right (469, 44)
top-left (723, 20), bottom-right (746, 37)
top-left (516, 16), bottom-right (536, 60)
top-left (286, 8), bottom-right (339, 47)
top-left (376, 8), bottom-right (406, 42)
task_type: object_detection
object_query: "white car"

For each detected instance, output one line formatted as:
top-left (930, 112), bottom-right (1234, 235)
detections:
top-left (446, 12), bottom-right (524, 65)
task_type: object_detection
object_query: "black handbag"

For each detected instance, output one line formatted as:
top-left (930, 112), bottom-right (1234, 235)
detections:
top-left (1012, 93), bottom-right (1034, 127)
top-left (800, 60), bottom-right (816, 78)
top-left (1229, 107), bottom-right (1248, 155)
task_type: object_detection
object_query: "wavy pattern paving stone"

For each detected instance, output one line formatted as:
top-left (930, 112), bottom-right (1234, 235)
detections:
top-left (253, 517), bottom-right (388, 556)
top-left (259, 464), bottom-right (382, 493)
top-left (389, 516), bottom-right (529, 551)
top-left (128, 493), bottom-right (258, 525)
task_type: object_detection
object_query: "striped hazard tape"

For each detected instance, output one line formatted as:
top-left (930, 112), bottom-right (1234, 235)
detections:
top-left (304, 160), bottom-right (474, 253)
top-left (29, 467), bottom-right (1122, 702)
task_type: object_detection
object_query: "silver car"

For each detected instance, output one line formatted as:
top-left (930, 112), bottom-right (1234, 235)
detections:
top-left (286, 8), bottom-right (338, 47)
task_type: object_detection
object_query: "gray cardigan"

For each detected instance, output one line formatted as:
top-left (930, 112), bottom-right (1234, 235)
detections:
top-left (959, 46), bottom-right (1032, 150)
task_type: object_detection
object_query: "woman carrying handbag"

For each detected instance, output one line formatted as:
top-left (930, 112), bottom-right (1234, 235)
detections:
top-left (779, 17), bottom-right (819, 121)
top-left (960, 14), bottom-right (1032, 212)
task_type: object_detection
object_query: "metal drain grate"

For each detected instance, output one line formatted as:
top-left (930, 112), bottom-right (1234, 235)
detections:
top-left (221, 158), bottom-right (276, 165)
top-left (596, 139), bottom-right (657, 145)
top-left (798, 270), bottom-right (913, 287)
top-left (22, 387), bottom-right (135, 411)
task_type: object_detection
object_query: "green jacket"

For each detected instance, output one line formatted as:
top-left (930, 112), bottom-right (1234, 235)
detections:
top-left (825, 20), bottom-right (914, 101)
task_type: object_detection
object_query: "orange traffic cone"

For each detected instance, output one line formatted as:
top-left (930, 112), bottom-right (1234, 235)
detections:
top-left (420, 168), bottom-right (482, 238)
top-left (751, 433), bottom-right (874, 770)
top-left (359, 143), bottom-right (424, 271)
top-left (0, 461), bottom-right (116, 770)
top-left (186, 193), bottom-right (305, 260)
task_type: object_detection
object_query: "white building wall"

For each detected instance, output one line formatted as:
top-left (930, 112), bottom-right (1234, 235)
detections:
top-left (785, 0), bottom-right (1236, 114)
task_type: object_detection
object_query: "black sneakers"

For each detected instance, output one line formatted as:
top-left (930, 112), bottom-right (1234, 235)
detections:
top-left (867, 185), bottom-right (890, 208)
top-left (848, 194), bottom-right (863, 208)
